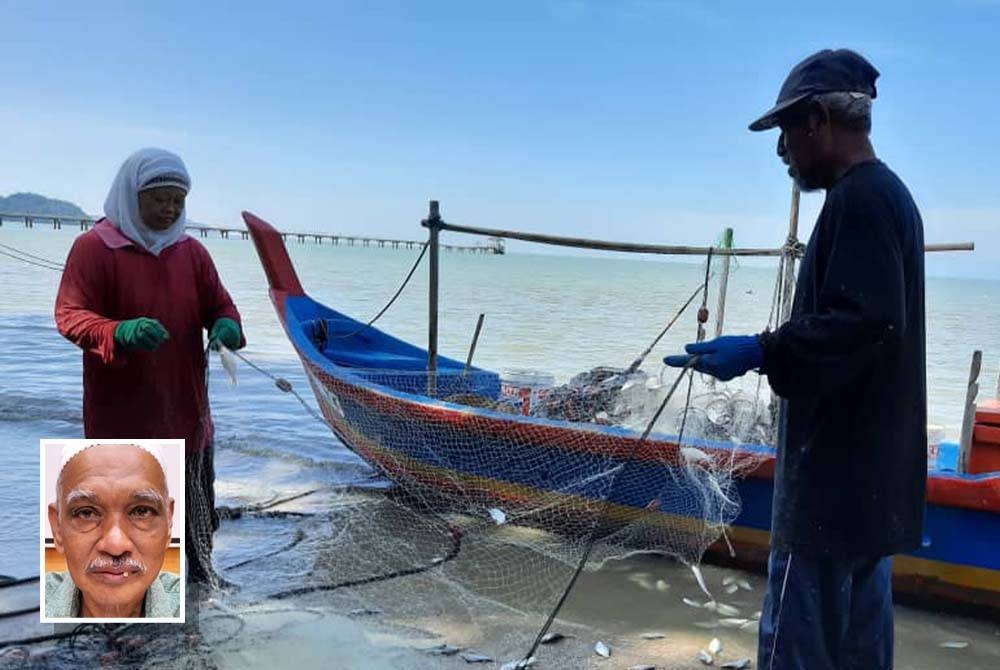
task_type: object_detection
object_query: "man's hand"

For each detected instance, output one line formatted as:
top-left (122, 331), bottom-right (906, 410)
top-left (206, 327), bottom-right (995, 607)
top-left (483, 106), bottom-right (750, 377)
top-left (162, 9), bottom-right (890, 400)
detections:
top-left (114, 317), bottom-right (170, 351)
top-left (663, 334), bottom-right (763, 381)
top-left (208, 317), bottom-right (242, 351)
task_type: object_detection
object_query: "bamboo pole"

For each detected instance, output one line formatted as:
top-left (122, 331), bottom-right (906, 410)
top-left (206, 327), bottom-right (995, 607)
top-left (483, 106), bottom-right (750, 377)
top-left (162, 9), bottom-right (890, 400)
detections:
top-left (714, 228), bottom-right (734, 338)
top-left (435, 218), bottom-right (972, 257)
top-left (435, 220), bottom-right (783, 257)
top-left (958, 350), bottom-right (982, 474)
top-left (424, 201), bottom-right (441, 395)
top-left (464, 313), bottom-right (486, 375)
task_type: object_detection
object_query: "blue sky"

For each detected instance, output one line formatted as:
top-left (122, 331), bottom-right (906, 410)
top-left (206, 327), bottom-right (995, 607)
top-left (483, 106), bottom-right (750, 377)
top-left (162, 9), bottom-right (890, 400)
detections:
top-left (1, 1), bottom-right (998, 277)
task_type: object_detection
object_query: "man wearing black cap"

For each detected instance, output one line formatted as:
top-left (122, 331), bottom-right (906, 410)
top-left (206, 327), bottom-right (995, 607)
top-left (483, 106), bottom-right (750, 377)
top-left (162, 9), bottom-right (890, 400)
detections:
top-left (665, 49), bottom-right (926, 669)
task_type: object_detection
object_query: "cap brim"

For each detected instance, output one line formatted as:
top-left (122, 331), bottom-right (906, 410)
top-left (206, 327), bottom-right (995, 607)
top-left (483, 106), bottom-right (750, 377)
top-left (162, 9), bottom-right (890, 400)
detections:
top-left (748, 93), bottom-right (811, 132)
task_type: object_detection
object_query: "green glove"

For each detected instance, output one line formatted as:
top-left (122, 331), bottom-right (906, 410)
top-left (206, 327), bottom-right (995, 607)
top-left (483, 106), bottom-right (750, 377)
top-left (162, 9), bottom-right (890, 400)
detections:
top-left (114, 317), bottom-right (170, 351)
top-left (209, 317), bottom-right (242, 351)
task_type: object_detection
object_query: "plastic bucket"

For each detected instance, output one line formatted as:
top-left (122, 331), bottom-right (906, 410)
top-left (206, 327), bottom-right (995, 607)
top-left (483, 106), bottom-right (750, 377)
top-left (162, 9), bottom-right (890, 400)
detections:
top-left (500, 368), bottom-right (555, 416)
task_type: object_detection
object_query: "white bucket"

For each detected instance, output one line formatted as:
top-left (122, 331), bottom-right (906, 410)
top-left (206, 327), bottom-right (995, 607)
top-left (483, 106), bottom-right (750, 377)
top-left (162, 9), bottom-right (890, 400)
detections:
top-left (500, 368), bottom-right (555, 416)
top-left (927, 424), bottom-right (945, 470)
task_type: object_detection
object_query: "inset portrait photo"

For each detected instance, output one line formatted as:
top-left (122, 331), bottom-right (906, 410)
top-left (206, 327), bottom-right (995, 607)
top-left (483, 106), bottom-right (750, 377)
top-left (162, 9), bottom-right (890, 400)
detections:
top-left (40, 439), bottom-right (184, 623)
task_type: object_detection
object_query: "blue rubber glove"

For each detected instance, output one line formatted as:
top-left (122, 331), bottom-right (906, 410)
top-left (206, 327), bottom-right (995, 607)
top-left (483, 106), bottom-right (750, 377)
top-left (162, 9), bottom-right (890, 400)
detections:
top-left (663, 335), bottom-right (763, 381)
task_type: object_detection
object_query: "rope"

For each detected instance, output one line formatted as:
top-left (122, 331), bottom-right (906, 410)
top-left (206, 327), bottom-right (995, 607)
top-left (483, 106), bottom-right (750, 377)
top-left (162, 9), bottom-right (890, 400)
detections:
top-left (263, 520), bottom-right (462, 601)
top-left (227, 350), bottom-right (329, 426)
top-left (0, 576), bottom-right (39, 588)
top-left (0, 245), bottom-right (64, 271)
top-left (0, 575), bottom-right (41, 620)
top-left (329, 241), bottom-right (429, 340)
top-left (0, 242), bottom-right (65, 268)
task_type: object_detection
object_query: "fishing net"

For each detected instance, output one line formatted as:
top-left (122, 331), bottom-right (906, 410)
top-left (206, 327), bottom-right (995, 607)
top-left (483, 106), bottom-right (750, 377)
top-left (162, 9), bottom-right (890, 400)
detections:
top-left (0, 231), bottom-right (781, 670)
top-left (176, 232), bottom-right (779, 669)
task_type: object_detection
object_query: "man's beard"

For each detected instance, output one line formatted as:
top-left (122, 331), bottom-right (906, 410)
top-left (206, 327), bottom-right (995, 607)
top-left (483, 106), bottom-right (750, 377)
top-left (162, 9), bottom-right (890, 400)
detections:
top-left (789, 166), bottom-right (824, 192)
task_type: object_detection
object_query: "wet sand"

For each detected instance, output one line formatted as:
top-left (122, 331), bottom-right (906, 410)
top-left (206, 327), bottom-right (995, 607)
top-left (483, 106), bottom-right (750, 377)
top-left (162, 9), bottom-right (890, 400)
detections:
top-left (203, 497), bottom-right (1000, 670)
top-left (3, 490), bottom-right (996, 669)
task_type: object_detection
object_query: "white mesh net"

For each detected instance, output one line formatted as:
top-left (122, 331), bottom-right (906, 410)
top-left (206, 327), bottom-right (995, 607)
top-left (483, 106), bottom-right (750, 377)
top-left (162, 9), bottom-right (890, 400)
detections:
top-left (184, 241), bottom-right (778, 669)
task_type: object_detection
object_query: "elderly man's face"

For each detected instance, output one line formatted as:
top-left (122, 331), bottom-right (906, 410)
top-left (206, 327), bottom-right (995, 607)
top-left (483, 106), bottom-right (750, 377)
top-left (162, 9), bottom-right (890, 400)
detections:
top-left (48, 445), bottom-right (173, 618)
top-left (776, 102), bottom-right (834, 192)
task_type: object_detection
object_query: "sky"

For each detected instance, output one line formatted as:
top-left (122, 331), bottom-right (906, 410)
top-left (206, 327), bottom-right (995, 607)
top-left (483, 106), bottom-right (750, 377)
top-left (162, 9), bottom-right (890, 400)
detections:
top-left (1, 0), bottom-right (998, 277)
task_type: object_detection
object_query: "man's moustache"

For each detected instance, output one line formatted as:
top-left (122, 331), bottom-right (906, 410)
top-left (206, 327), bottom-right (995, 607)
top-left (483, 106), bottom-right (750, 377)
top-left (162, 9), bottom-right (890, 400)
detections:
top-left (85, 556), bottom-right (147, 574)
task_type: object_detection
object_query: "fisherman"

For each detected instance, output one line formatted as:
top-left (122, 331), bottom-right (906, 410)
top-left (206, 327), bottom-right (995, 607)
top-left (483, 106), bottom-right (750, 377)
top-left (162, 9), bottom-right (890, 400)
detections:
top-left (46, 443), bottom-right (180, 619)
top-left (55, 148), bottom-right (245, 591)
top-left (664, 49), bottom-right (926, 670)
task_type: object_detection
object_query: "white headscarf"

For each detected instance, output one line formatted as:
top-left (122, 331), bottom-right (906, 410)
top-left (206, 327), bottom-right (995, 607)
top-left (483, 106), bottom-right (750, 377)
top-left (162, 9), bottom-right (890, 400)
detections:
top-left (103, 148), bottom-right (191, 256)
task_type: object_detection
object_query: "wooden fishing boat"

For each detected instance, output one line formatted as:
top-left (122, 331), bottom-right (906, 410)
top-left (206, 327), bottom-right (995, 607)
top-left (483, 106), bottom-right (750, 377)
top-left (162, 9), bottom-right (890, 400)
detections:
top-left (243, 211), bottom-right (1000, 617)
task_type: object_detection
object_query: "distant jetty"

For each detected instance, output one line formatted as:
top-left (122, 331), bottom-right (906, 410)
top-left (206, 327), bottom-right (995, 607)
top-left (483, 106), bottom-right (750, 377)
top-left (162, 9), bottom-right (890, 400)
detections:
top-left (0, 211), bottom-right (505, 255)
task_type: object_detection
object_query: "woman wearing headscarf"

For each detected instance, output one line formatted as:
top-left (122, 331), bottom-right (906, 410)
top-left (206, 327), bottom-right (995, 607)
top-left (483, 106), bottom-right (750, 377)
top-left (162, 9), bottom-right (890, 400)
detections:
top-left (55, 148), bottom-right (244, 588)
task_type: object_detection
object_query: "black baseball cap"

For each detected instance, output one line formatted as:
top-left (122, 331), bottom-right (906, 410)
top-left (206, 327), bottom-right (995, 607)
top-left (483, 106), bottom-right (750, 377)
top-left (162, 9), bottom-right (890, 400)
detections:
top-left (749, 49), bottom-right (879, 131)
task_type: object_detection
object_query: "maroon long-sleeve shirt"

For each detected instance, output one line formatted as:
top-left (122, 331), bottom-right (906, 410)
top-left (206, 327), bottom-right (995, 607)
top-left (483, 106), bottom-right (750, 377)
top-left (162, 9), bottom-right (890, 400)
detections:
top-left (55, 219), bottom-right (244, 454)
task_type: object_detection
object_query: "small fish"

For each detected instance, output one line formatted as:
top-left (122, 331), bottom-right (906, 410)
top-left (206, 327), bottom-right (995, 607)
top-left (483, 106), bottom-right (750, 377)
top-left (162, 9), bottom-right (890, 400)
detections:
top-left (717, 618), bottom-right (749, 628)
top-left (682, 447), bottom-right (713, 465)
top-left (425, 644), bottom-right (463, 656)
top-left (715, 603), bottom-right (740, 617)
top-left (708, 638), bottom-right (722, 655)
top-left (460, 651), bottom-right (494, 663)
top-left (348, 608), bottom-right (381, 616)
top-left (655, 579), bottom-right (670, 592)
top-left (683, 597), bottom-right (704, 608)
top-left (721, 659), bottom-right (753, 669)
top-left (540, 632), bottom-right (567, 644)
top-left (501, 658), bottom-right (536, 670)
top-left (640, 632), bottom-right (666, 640)
top-left (751, 611), bottom-right (762, 620)
top-left (430, 556), bottom-right (445, 565)
top-left (703, 600), bottom-right (718, 612)
top-left (595, 641), bottom-right (611, 657)
top-left (631, 576), bottom-right (656, 591)
top-left (725, 584), bottom-right (739, 595)
top-left (739, 620), bottom-right (759, 634)
top-left (629, 666), bottom-right (657, 670)
top-left (939, 641), bottom-right (969, 649)
top-left (697, 649), bottom-right (715, 665)
top-left (488, 508), bottom-right (507, 524)
top-left (219, 345), bottom-right (238, 386)
top-left (737, 579), bottom-right (753, 591)
top-left (691, 564), bottom-right (713, 599)
top-left (722, 576), bottom-right (736, 587)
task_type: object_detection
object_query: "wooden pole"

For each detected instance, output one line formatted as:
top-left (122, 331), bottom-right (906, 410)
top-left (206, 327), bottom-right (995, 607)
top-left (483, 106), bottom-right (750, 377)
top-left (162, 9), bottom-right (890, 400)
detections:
top-left (778, 183), bottom-right (801, 325)
top-left (958, 350), bottom-right (982, 474)
top-left (714, 228), bottom-right (734, 338)
top-left (436, 220), bottom-right (784, 257)
top-left (464, 313), bottom-right (485, 375)
top-left (424, 201), bottom-right (441, 395)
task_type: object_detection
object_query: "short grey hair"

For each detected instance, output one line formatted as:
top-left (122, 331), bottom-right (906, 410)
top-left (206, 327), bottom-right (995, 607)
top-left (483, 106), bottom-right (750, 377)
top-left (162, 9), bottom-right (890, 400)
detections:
top-left (813, 91), bottom-right (873, 133)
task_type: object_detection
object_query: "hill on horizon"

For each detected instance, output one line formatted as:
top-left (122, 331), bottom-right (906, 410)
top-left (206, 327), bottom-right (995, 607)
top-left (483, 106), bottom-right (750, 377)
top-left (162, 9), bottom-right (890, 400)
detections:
top-left (0, 192), bottom-right (88, 218)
